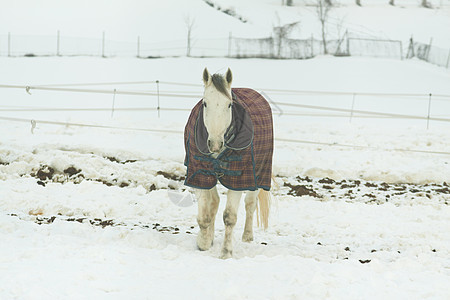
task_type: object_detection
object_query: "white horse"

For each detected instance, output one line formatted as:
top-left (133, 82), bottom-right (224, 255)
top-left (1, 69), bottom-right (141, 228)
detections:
top-left (184, 68), bottom-right (273, 259)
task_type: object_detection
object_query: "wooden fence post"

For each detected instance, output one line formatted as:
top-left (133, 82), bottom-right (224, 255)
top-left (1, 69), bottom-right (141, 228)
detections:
top-left (446, 48), bottom-right (450, 69)
top-left (228, 32), bottom-right (232, 57)
top-left (102, 31), bottom-right (106, 58)
top-left (57, 30), bottom-right (60, 56)
top-left (427, 93), bottom-right (432, 130)
top-left (137, 36), bottom-right (140, 58)
top-left (8, 32), bottom-right (11, 57)
top-left (156, 80), bottom-right (160, 118)
top-left (350, 93), bottom-right (356, 123)
top-left (111, 89), bottom-right (116, 118)
top-left (346, 35), bottom-right (350, 56)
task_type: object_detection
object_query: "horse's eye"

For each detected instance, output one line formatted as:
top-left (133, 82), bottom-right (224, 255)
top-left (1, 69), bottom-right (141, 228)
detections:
top-left (203, 102), bottom-right (207, 108)
top-left (228, 103), bottom-right (232, 108)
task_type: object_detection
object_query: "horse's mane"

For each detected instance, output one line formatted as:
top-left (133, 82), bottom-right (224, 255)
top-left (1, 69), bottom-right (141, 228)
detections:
top-left (211, 73), bottom-right (231, 99)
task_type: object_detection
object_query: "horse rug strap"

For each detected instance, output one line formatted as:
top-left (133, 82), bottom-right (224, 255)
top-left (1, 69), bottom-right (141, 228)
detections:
top-left (184, 88), bottom-right (273, 191)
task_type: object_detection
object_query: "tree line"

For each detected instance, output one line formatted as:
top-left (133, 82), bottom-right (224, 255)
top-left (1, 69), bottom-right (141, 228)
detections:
top-left (282, 0), bottom-right (433, 8)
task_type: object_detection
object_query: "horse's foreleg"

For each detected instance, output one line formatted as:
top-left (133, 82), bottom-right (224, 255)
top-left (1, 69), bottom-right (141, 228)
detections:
top-left (196, 187), bottom-right (219, 251)
top-left (221, 190), bottom-right (242, 259)
top-left (208, 186), bottom-right (220, 245)
top-left (242, 190), bottom-right (259, 242)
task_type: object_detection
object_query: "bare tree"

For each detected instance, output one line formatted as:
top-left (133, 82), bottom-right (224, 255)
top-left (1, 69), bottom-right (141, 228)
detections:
top-left (316, 0), bottom-right (332, 54)
top-left (273, 20), bottom-right (299, 58)
top-left (185, 15), bottom-right (196, 57)
top-left (334, 16), bottom-right (347, 55)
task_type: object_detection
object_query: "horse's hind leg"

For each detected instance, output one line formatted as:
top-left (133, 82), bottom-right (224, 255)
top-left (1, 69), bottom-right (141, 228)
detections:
top-left (196, 187), bottom-right (220, 251)
top-left (221, 190), bottom-right (242, 259)
top-left (242, 190), bottom-right (259, 242)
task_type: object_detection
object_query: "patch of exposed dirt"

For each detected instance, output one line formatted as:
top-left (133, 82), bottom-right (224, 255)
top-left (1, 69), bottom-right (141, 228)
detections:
top-left (157, 170), bottom-right (185, 181)
top-left (31, 164), bottom-right (84, 186)
top-left (318, 177), bottom-right (335, 185)
top-left (63, 166), bottom-right (81, 177)
top-left (34, 165), bottom-right (55, 181)
top-left (9, 213), bottom-right (195, 235)
top-left (283, 181), bottom-right (321, 198)
top-left (28, 164), bottom-right (183, 192)
top-left (22, 163), bottom-right (450, 206)
top-left (105, 156), bottom-right (137, 164)
top-left (280, 176), bottom-right (449, 205)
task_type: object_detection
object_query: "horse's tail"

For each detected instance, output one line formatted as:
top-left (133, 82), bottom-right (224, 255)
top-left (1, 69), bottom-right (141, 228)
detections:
top-left (256, 189), bottom-right (271, 230)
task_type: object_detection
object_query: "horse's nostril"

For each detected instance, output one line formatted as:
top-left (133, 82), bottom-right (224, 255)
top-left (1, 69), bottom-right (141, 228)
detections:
top-left (207, 139), bottom-right (223, 152)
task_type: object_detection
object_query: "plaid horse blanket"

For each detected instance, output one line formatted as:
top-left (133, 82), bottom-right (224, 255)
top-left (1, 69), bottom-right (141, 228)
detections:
top-left (184, 88), bottom-right (273, 191)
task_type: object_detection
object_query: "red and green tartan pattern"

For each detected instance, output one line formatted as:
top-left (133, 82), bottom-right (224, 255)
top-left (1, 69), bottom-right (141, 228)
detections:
top-left (184, 88), bottom-right (273, 191)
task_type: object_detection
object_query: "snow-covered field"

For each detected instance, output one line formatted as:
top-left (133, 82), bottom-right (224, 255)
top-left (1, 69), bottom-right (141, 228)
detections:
top-left (1, 55), bottom-right (449, 299)
top-left (1, 0), bottom-right (450, 299)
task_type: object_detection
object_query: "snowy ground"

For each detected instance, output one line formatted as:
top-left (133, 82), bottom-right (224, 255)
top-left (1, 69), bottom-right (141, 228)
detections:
top-left (1, 56), bottom-right (449, 299)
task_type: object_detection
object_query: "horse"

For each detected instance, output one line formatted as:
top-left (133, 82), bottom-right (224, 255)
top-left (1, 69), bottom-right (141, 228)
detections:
top-left (184, 68), bottom-right (273, 259)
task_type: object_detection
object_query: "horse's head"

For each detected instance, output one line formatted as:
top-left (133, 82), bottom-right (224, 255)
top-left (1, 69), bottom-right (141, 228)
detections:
top-left (202, 67), bottom-right (233, 154)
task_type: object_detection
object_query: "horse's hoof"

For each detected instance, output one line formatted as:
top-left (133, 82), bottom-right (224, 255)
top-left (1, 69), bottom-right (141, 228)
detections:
top-left (197, 236), bottom-right (213, 251)
top-left (220, 250), bottom-right (233, 259)
top-left (242, 232), bottom-right (253, 242)
top-left (197, 242), bottom-right (213, 251)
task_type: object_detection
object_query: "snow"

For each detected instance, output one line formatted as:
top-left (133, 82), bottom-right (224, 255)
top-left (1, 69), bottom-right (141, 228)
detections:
top-left (1, 55), bottom-right (449, 300)
top-left (2, 0), bottom-right (450, 57)
top-left (1, 0), bottom-right (450, 299)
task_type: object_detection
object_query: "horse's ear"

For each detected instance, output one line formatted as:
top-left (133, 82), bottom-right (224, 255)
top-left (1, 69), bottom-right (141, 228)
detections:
top-left (203, 68), bottom-right (211, 86)
top-left (225, 68), bottom-right (233, 86)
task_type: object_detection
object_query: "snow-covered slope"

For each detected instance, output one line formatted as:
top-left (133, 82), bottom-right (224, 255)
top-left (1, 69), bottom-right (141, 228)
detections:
top-left (1, 0), bottom-right (450, 46)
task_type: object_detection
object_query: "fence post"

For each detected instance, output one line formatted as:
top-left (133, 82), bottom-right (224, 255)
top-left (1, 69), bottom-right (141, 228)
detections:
top-left (137, 36), bottom-right (140, 58)
top-left (350, 93), bottom-right (356, 123)
top-left (228, 32), bottom-right (232, 57)
top-left (346, 35), bottom-right (350, 56)
top-left (111, 89), bottom-right (117, 118)
top-left (8, 32), bottom-right (11, 57)
top-left (102, 31), bottom-right (106, 58)
top-left (57, 30), bottom-right (60, 56)
top-left (406, 36), bottom-right (414, 59)
top-left (156, 80), bottom-right (160, 118)
top-left (446, 48), bottom-right (450, 69)
top-left (310, 34), bottom-right (314, 57)
top-left (426, 93), bottom-right (432, 130)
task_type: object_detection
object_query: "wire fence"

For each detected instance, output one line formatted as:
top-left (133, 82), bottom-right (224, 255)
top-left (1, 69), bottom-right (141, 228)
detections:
top-left (406, 37), bottom-right (450, 68)
top-left (1, 114), bottom-right (449, 157)
top-left (0, 31), bottom-right (442, 65)
top-left (1, 81), bottom-right (450, 125)
top-left (1, 80), bottom-right (450, 156)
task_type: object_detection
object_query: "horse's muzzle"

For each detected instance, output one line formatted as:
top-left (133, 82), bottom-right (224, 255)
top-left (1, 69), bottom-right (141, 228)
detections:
top-left (208, 139), bottom-right (223, 153)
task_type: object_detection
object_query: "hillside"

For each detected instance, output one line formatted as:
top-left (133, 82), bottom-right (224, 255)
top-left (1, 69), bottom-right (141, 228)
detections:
top-left (1, 0), bottom-right (449, 49)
